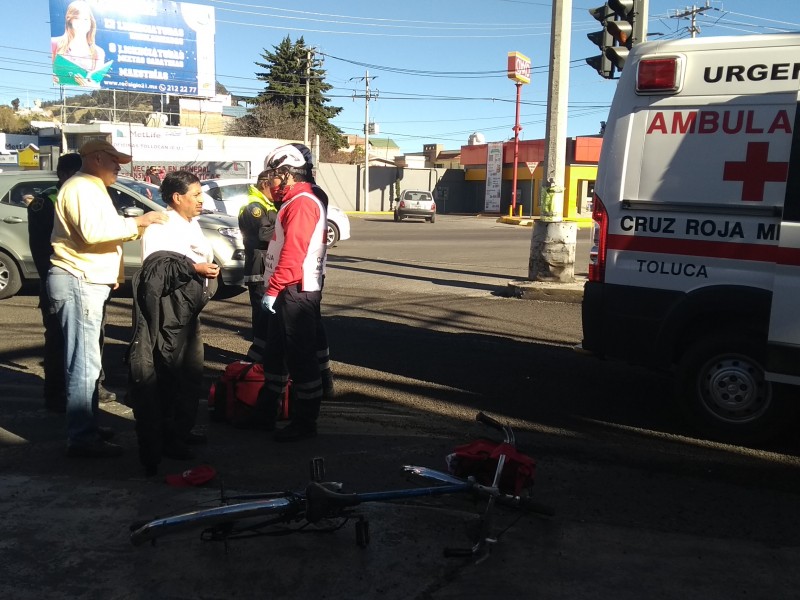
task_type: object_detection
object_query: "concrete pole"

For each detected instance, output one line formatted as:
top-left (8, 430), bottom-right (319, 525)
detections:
top-left (364, 69), bottom-right (370, 212)
top-left (529, 0), bottom-right (577, 282)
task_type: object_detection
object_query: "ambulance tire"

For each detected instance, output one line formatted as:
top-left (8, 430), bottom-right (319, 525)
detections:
top-left (675, 334), bottom-right (797, 444)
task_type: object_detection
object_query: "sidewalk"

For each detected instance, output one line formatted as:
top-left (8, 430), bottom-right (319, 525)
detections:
top-left (496, 214), bottom-right (594, 228)
top-left (343, 210), bottom-right (593, 229)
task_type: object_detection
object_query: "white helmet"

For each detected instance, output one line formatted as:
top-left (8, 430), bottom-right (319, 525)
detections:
top-left (264, 144), bottom-right (306, 173)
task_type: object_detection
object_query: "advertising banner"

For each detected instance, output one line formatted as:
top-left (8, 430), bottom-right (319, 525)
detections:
top-left (484, 142), bottom-right (503, 212)
top-left (49, 0), bottom-right (215, 97)
top-left (125, 161), bottom-right (250, 181)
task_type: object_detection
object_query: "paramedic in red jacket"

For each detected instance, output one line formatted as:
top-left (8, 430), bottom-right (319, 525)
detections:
top-left (258, 145), bottom-right (328, 442)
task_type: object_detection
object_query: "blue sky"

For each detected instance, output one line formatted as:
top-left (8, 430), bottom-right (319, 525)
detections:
top-left (4, 0), bottom-right (800, 155)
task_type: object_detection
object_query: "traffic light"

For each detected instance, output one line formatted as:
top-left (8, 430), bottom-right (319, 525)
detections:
top-left (586, 5), bottom-right (614, 79)
top-left (586, 0), bottom-right (648, 78)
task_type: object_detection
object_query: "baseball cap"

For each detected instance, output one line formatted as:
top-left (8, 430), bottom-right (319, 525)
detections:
top-left (165, 464), bottom-right (217, 488)
top-left (78, 139), bottom-right (132, 164)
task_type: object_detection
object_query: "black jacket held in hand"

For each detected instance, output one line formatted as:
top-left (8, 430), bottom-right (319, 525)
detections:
top-left (127, 251), bottom-right (214, 468)
top-left (127, 251), bottom-right (214, 397)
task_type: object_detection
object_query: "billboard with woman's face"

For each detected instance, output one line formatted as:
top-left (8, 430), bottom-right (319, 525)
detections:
top-left (49, 0), bottom-right (216, 97)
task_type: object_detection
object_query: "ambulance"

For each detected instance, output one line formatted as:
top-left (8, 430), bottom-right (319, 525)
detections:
top-left (581, 33), bottom-right (800, 443)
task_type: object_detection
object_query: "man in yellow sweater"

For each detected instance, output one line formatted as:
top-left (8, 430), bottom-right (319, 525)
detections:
top-left (48, 139), bottom-right (167, 458)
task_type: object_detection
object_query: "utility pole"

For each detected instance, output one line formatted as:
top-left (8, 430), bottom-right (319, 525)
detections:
top-left (529, 0), bottom-right (577, 282)
top-left (351, 71), bottom-right (377, 212)
top-left (304, 48), bottom-right (312, 147)
top-left (364, 70), bottom-right (371, 212)
top-left (671, 1), bottom-right (712, 38)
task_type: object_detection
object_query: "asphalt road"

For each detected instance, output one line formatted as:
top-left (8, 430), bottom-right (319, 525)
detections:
top-left (1, 214), bottom-right (799, 599)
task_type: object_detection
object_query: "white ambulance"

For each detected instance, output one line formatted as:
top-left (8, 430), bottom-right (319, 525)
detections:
top-left (582, 33), bottom-right (800, 443)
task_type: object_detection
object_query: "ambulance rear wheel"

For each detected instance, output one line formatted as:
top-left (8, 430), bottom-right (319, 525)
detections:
top-left (676, 335), bottom-right (796, 444)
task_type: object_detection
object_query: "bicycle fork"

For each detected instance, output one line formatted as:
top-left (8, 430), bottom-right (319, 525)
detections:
top-left (443, 454), bottom-right (507, 563)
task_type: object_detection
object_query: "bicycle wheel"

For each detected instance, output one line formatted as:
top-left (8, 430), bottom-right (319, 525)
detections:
top-left (130, 495), bottom-right (300, 546)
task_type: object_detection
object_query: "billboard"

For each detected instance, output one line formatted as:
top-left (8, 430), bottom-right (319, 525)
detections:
top-left (49, 0), bottom-right (215, 97)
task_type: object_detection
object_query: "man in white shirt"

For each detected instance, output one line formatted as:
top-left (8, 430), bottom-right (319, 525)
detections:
top-left (131, 171), bottom-right (218, 475)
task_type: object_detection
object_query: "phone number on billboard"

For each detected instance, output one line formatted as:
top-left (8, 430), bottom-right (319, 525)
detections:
top-left (159, 85), bottom-right (197, 94)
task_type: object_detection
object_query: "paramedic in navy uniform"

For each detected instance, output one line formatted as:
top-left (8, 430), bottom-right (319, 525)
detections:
top-left (258, 145), bottom-right (328, 442)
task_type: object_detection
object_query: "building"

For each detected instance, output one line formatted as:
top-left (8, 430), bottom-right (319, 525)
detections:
top-left (459, 136), bottom-right (601, 218)
top-left (341, 134), bottom-right (401, 164)
top-left (35, 122), bottom-right (288, 178)
top-left (396, 144), bottom-right (462, 169)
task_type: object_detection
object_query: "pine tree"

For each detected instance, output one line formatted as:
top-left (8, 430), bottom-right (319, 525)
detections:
top-left (254, 35), bottom-right (345, 149)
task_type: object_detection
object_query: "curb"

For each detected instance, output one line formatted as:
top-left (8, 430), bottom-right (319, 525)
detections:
top-left (507, 277), bottom-right (586, 303)
top-left (342, 212), bottom-right (593, 229)
top-left (496, 216), bottom-right (594, 229)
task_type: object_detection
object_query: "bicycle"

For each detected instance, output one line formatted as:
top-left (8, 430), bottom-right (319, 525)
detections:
top-left (129, 412), bottom-right (554, 559)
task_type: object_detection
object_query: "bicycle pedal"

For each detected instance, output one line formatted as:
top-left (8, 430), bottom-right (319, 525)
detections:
top-left (355, 516), bottom-right (370, 547)
top-left (310, 457), bottom-right (325, 482)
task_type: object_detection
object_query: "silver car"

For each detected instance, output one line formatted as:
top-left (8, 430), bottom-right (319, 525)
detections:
top-left (394, 190), bottom-right (436, 223)
top-left (0, 172), bottom-right (245, 300)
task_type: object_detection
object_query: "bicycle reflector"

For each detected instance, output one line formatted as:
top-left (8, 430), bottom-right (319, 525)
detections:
top-left (636, 56), bottom-right (683, 94)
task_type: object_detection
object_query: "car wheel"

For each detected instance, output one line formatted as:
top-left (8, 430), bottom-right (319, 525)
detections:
top-left (326, 222), bottom-right (340, 247)
top-left (393, 211), bottom-right (400, 222)
top-left (429, 214), bottom-right (436, 223)
top-left (0, 249), bottom-right (22, 300)
top-left (675, 333), bottom-right (797, 443)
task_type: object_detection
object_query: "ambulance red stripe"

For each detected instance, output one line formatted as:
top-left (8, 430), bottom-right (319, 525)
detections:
top-left (607, 233), bottom-right (800, 266)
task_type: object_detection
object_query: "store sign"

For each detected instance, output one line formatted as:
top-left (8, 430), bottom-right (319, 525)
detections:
top-left (507, 51), bottom-right (531, 84)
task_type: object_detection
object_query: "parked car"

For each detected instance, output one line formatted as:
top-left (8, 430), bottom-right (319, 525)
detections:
top-left (200, 178), bottom-right (251, 216)
top-left (394, 190), bottom-right (436, 223)
top-left (0, 172), bottom-right (245, 300)
top-left (200, 178), bottom-right (351, 247)
top-left (119, 177), bottom-right (220, 213)
top-left (324, 204), bottom-right (351, 247)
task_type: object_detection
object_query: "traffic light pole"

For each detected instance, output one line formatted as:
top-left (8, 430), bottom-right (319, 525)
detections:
top-left (529, 0), bottom-right (577, 282)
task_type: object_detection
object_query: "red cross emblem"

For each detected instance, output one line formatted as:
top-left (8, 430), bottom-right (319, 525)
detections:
top-left (723, 142), bottom-right (789, 202)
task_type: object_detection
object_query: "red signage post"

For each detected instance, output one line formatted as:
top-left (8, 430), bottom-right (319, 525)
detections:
top-left (507, 51), bottom-right (531, 214)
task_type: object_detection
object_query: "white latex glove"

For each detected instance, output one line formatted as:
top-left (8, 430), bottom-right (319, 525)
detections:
top-left (261, 294), bottom-right (277, 314)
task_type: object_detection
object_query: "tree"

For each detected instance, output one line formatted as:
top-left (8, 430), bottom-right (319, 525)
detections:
top-left (253, 36), bottom-right (345, 150)
top-left (0, 106), bottom-right (34, 133)
top-left (226, 103), bottom-right (302, 141)
top-left (11, 98), bottom-right (20, 112)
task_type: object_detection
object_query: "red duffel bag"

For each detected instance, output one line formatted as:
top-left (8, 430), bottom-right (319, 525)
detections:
top-left (208, 361), bottom-right (290, 426)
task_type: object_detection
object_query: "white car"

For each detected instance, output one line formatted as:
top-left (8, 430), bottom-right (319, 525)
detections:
top-left (200, 178), bottom-right (351, 247)
top-left (200, 178), bottom-right (251, 216)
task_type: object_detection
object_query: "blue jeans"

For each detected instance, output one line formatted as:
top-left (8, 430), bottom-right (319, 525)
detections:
top-left (47, 266), bottom-right (110, 445)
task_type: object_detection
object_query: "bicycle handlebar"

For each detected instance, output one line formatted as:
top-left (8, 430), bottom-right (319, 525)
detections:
top-left (475, 411), bottom-right (514, 445)
top-left (475, 411), bottom-right (503, 430)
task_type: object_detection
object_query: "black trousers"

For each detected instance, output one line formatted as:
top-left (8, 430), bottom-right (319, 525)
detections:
top-left (247, 282), bottom-right (265, 341)
top-left (258, 286), bottom-right (324, 424)
top-left (132, 318), bottom-right (203, 467)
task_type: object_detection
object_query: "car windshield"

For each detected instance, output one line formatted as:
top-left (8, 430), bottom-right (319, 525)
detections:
top-left (404, 191), bottom-right (432, 202)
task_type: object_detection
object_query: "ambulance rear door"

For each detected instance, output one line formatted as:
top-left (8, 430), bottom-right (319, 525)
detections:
top-left (767, 87), bottom-right (800, 385)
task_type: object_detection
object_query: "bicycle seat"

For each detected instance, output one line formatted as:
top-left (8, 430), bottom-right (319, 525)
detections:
top-left (304, 482), bottom-right (360, 523)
